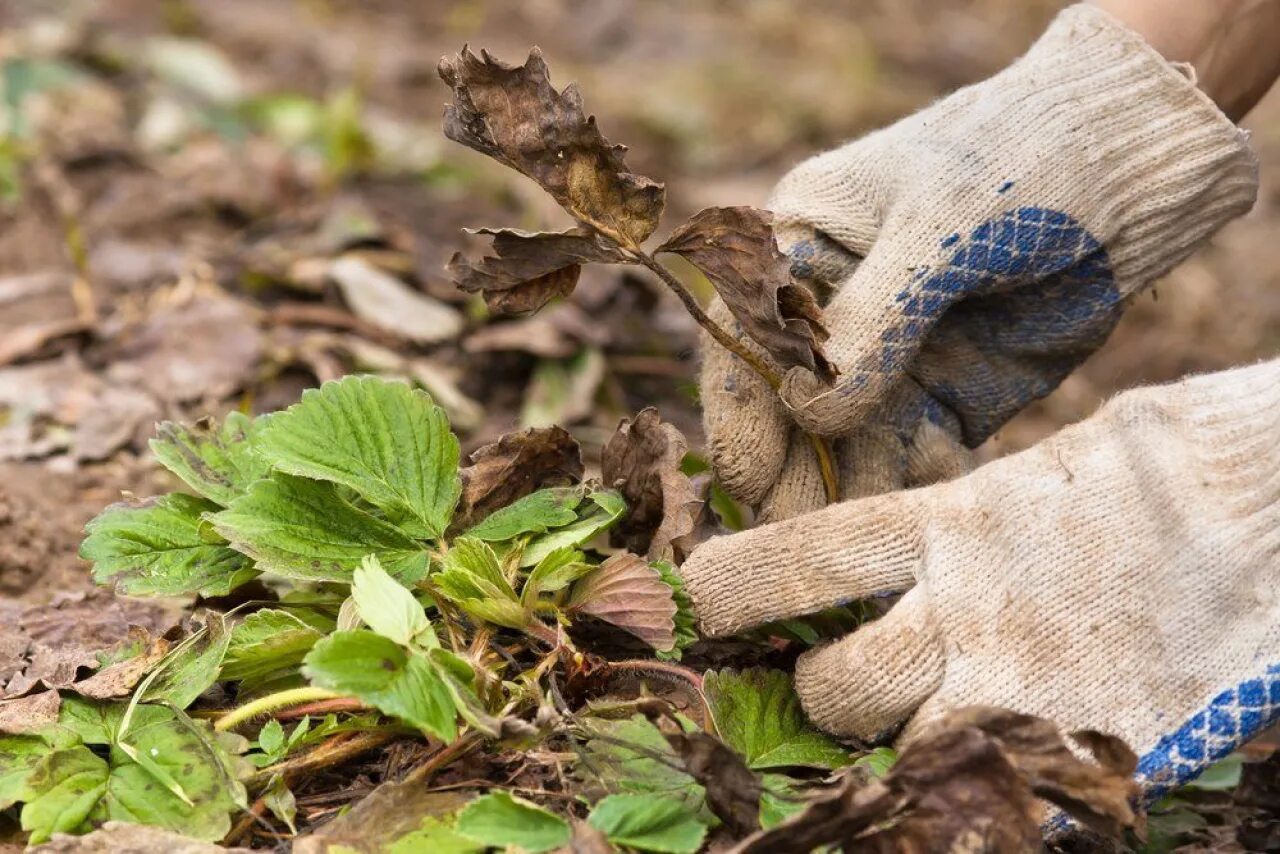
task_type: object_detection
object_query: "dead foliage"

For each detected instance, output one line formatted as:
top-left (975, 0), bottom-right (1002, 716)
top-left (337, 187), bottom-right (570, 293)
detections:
top-left (456, 425), bottom-right (584, 527)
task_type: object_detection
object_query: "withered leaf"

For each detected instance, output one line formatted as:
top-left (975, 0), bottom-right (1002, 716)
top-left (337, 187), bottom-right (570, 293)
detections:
top-left (666, 729), bottom-right (763, 838)
top-left (456, 425), bottom-right (583, 528)
top-left (0, 690), bottom-right (60, 734)
top-left (439, 47), bottom-right (665, 247)
top-left (657, 207), bottom-right (835, 382)
top-left (729, 706), bottom-right (1139, 854)
top-left (567, 553), bottom-right (677, 651)
top-left (601, 408), bottom-right (701, 561)
top-left (448, 227), bottom-right (628, 315)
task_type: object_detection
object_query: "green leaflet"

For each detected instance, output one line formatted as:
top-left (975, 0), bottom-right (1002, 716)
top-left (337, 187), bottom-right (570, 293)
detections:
top-left (434, 538), bottom-right (526, 630)
top-left (141, 613), bottom-right (231, 709)
top-left (210, 474), bottom-right (428, 583)
top-left (387, 815), bottom-right (483, 854)
top-left (221, 609), bottom-right (331, 685)
top-left (521, 547), bottom-right (593, 607)
top-left (703, 669), bottom-right (851, 771)
top-left (20, 746), bottom-right (107, 843)
top-left (351, 554), bottom-right (436, 649)
top-left (465, 487), bottom-right (582, 542)
top-left (455, 791), bottom-right (570, 853)
top-left (255, 376), bottom-right (460, 539)
top-left (0, 730), bottom-right (77, 810)
top-left (303, 631), bottom-right (456, 742)
top-left (853, 746), bottom-right (898, 778)
top-left (17, 703), bottom-right (245, 844)
top-left (80, 494), bottom-right (258, 597)
top-left (521, 490), bottom-right (626, 567)
top-left (588, 793), bottom-right (708, 854)
top-left (575, 715), bottom-right (706, 814)
top-left (150, 411), bottom-right (271, 507)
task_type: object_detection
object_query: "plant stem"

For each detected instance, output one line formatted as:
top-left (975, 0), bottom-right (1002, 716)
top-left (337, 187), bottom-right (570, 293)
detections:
top-left (249, 730), bottom-right (398, 786)
top-left (215, 687), bottom-right (343, 732)
top-left (403, 732), bottom-right (483, 785)
top-left (631, 250), bottom-right (841, 504)
top-left (272, 698), bottom-right (368, 720)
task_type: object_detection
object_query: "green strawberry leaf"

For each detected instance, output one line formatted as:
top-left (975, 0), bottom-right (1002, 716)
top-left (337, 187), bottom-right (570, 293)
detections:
top-left (703, 668), bottom-right (851, 771)
top-left (853, 746), bottom-right (897, 778)
top-left (588, 793), bottom-right (708, 854)
top-left (221, 609), bottom-right (331, 687)
top-left (255, 376), bottom-right (460, 539)
top-left (575, 715), bottom-right (705, 815)
top-left (210, 474), bottom-right (428, 583)
top-left (150, 411), bottom-right (271, 507)
top-left (81, 494), bottom-right (258, 597)
top-left (434, 538), bottom-right (527, 630)
top-left (455, 791), bottom-right (570, 853)
top-left (0, 730), bottom-right (77, 810)
top-left (520, 490), bottom-right (625, 567)
top-left (257, 720), bottom-right (286, 758)
top-left (140, 613), bottom-right (231, 709)
top-left (388, 815), bottom-right (483, 854)
top-left (20, 746), bottom-right (108, 844)
top-left (303, 631), bottom-right (456, 742)
top-left (521, 547), bottom-right (593, 607)
top-left (465, 487), bottom-right (582, 542)
top-left (352, 554), bottom-right (436, 648)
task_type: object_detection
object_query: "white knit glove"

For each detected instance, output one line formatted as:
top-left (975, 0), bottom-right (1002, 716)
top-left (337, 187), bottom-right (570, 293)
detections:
top-left (685, 359), bottom-right (1280, 800)
top-left (703, 4), bottom-right (1258, 521)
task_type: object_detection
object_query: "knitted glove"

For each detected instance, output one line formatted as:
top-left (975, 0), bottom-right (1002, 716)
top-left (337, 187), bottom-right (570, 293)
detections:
top-left (702, 3), bottom-right (1258, 521)
top-left (685, 358), bottom-right (1280, 799)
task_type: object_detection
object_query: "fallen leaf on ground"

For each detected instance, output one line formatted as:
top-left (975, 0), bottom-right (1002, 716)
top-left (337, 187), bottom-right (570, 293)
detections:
top-left (330, 254), bottom-right (464, 344)
top-left (293, 781), bottom-right (473, 853)
top-left (601, 408), bottom-right (700, 561)
top-left (657, 206), bottom-right (834, 382)
top-left (449, 227), bottom-right (628, 314)
top-left (521, 349), bottom-right (606, 429)
top-left (665, 728), bottom-right (763, 838)
top-left (29, 821), bottom-right (253, 854)
top-left (456, 426), bottom-right (583, 528)
top-left (439, 47), bottom-right (665, 247)
top-left (0, 690), bottom-right (60, 734)
top-left (729, 705), bottom-right (1139, 853)
top-left (464, 302), bottom-right (608, 359)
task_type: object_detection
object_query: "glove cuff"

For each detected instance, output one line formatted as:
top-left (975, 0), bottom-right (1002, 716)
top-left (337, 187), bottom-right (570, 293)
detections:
top-left (1010, 4), bottom-right (1258, 286)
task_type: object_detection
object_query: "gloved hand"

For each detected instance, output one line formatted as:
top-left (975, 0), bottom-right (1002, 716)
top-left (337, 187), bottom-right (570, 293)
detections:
top-left (702, 4), bottom-right (1258, 521)
top-left (685, 358), bottom-right (1280, 799)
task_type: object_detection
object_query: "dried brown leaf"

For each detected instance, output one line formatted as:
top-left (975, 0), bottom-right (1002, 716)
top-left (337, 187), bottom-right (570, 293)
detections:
top-left (439, 47), bottom-right (665, 247)
top-left (567, 553), bottom-right (677, 650)
top-left (730, 706), bottom-right (1138, 854)
top-left (71, 629), bottom-right (171, 700)
top-left (30, 822), bottom-right (252, 853)
top-left (601, 408), bottom-right (701, 561)
top-left (449, 228), bottom-right (628, 315)
top-left (657, 207), bottom-right (835, 381)
top-left (568, 820), bottom-right (615, 854)
top-left (667, 729), bottom-right (764, 838)
top-left (0, 690), bottom-right (60, 734)
top-left (456, 426), bottom-right (584, 527)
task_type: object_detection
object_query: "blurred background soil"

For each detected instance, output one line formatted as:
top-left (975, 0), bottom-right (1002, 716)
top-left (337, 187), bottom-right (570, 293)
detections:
top-left (0, 0), bottom-right (1277, 601)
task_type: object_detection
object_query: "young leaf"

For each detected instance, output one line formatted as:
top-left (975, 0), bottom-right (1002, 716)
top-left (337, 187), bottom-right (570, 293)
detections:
top-left (140, 614), bottom-right (231, 709)
top-left (439, 47), bottom-right (665, 248)
top-left (465, 486), bottom-right (583, 542)
top-left (257, 719), bottom-right (286, 758)
top-left (521, 547), bottom-right (593, 608)
top-left (255, 376), bottom-right (460, 539)
top-left (653, 561), bottom-right (697, 661)
top-left (567, 553), bottom-right (676, 651)
top-left (303, 631), bottom-right (456, 742)
top-left (454, 790), bottom-right (571, 853)
top-left (20, 746), bottom-right (108, 843)
top-left (434, 539), bottom-right (526, 630)
top-left (150, 411), bottom-right (270, 507)
top-left (221, 609), bottom-right (329, 685)
top-left (657, 206), bottom-right (834, 381)
top-left (456, 426), bottom-right (583, 528)
top-left (521, 490), bottom-right (625, 567)
top-left (210, 474), bottom-right (428, 583)
top-left (261, 774), bottom-right (298, 834)
top-left (703, 669), bottom-right (850, 771)
top-left (449, 227), bottom-right (628, 314)
top-left (587, 794), bottom-right (708, 854)
top-left (601, 408), bottom-right (700, 560)
top-left (81, 494), bottom-right (258, 597)
top-left (352, 555), bottom-right (435, 648)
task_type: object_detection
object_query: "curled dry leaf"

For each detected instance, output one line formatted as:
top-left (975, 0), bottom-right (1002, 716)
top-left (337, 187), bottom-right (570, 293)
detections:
top-left (601, 408), bottom-right (701, 561)
top-left (729, 705), bottom-right (1139, 854)
top-left (456, 426), bottom-right (584, 528)
top-left (439, 47), bottom-right (665, 248)
top-left (665, 729), bottom-right (763, 838)
top-left (0, 690), bottom-right (60, 734)
top-left (567, 553), bottom-right (676, 650)
top-left (657, 207), bottom-right (835, 382)
top-left (449, 228), bottom-right (628, 315)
